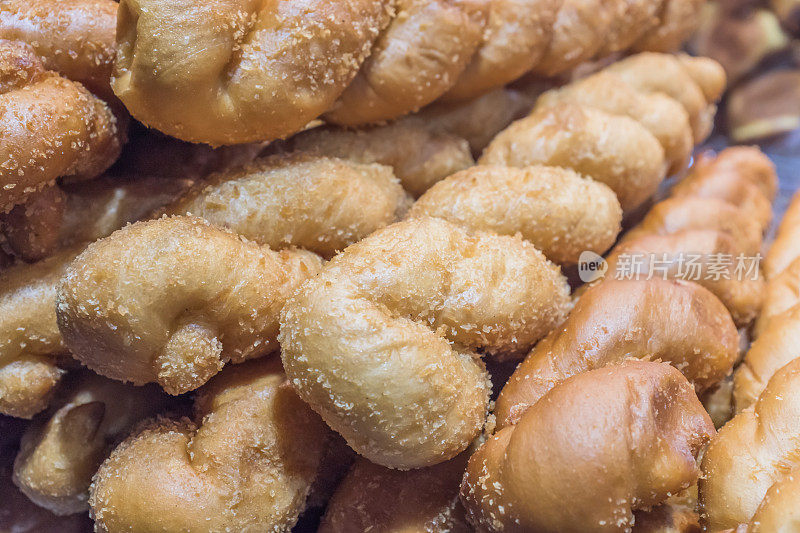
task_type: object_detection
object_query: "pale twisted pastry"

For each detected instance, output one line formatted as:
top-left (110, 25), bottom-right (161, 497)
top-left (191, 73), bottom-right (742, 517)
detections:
top-left (0, 39), bottom-right (122, 212)
top-left (279, 216), bottom-right (570, 469)
top-left (0, 247), bottom-right (80, 418)
top-left (89, 358), bottom-right (330, 532)
top-left (165, 153), bottom-right (410, 258)
top-left (754, 256), bottom-right (800, 336)
top-left (701, 358), bottom-right (800, 531)
top-left (480, 102), bottom-right (666, 211)
top-left (0, 0), bottom-right (118, 100)
top-left (733, 305), bottom-right (800, 412)
top-left (56, 216), bottom-right (322, 395)
top-left (320, 455), bottom-right (471, 533)
top-left (479, 55), bottom-right (725, 211)
top-left (764, 192), bottom-right (800, 279)
top-left (462, 361), bottom-right (715, 533)
top-left (13, 372), bottom-right (172, 515)
top-left (494, 278), bottom-right (738, 430)
top-left (289, 122), bottom-right (474, 198)
top-left (409, 165), bottom-right (622, 265)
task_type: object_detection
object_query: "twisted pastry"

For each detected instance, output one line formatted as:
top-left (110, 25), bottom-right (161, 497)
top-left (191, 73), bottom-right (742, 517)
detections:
top-left (462, 361), bottom-right (715, 532)
top-left (288, 122), bottom-right (474, 198)
top-left (89, 359), bottom-right (330, 532)
top-left (113, 0), bottom-right (706, 144)
top-left (754, 256), bottom-right (800, 336)
top-left (701, 358), bottom-right (800, 531)
top-left (0, 0), bottom-right (118, 100)
top-left (0, 247), bottom-right (79, 418)
top-left (479, 53), bottom-right (725, 212)
top-left (0, 39), bottom-right (122, 212)
top-left (764, 192), bottom-right (800, 278)
top-left (494, 278), bottom-right (738, 429)
top-left (56, 216), bottom-right (322, 395)
top-left (13, 372), bottom-right (172, 515)
top-left (279, 216), bottom-right (570, 469)
top-left (164, 153), bottom-right (410, 258)
top-left (320, 455), bottom-right (470, 533)
top-left (409, 165), bottom-right (622, 265)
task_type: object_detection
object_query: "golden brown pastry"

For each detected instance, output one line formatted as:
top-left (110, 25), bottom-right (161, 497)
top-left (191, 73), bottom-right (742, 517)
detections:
top-left (764, 192), bottom-right (800, 278)
top-left (325, 0), bottom-right (489, 125)
top-left (621, 196), bottom-right (763, 257)
top-left (684, 146), bottom-right (778, 202)
top-left (166, 154), bottom-right (409, 258)
top-left (0, 39), bottom-right (122, 212)
top-left (494, 278), bottom-right (738, 429)
top-left (754, 256), bottom-right (800, 336)
top-left (56, 216), bottom-right (322, 395)
top-left (701, 358), bottom-right (800, 531)
top-left (89, 358), bottom-right (329, 532)
top-left (443, 0), bottom-right (560, 101)
top-left (402, 87), bottom-right (535, 153)
top-left (480, 102), bottom-right (666, 211)
top-left (13, 372), bottom-right (172, 515)
top-left (279, 216), bottom-right (570, 469)
top-left (409, 165), bottom-right (622, 265)
top-left (0, 247), bottom-right (80, 418)
top-left (606, 53), bottom-right (726, 143)
top-left (535, 70), bottom-right (694, 173)
top-left (112, 0), bottom-right (392, 144)
top-left (1, 186), bottom-right (66, 263)
top-left (462, 361), bottom-right (715, 533)
top-left (0, 416), bottom-right (92, 532)
top-left (319, 455), bottom-right (471, 533)
top-left (607, 230), bottom-right (765, 327)
top-left (634, 0), bottom-right (705, 52)
top-left (0, 0), bottom-right (117, 100)
top-left (289, 122), bottom-right (473, 198)
top-left (733, 305), bottom-right (800, 412)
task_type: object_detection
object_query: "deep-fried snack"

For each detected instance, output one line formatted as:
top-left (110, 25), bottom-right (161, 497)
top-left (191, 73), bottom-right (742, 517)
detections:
top-left (621, 196), bottom-right (763, 257)
top-left (536, 71), bottom-right (694, 173)
top-left (606, 53), bottom-right (726, 142)
top-left (1, 186), bottom-right (66, 263)
top-left (0, 0), bottom-right (117, 100)
top-left (607, 230), bottom-right (765, 327)
top-left (0, 39), bottom-right (122, 212)
top-left (754, 257), bottom-right (800, 336)
top-left (409, 165), bottom-right (622, 265)
top-left (279, 217), bottom-right (570, 469)
top-left (700, 358), bottom-right (800, 531)
top-left (401, 88), bottom-right (535, 153)
top-left (0, 247), bottom-right (79, 418)
top-left (13, 372), bottom-right (172, 515)
top-left (443, 0), bottom-right (560, 101)
top-left (166, 154), bottom-right (409, 258)
top-left (89, 359), bottom-right (329, 532)
top-left (462, 361), bottom-right (715, 532)
top-left (494, 278), bottom-right (738, 429)
top-left (684, 147), bottom-right (778, 202)
top-left (324, 0), bottom-right (488, 125)
top-left (319, 455), bottom-right (470, 533)
top-left (0, 416), bottom-right (92, 532)
top-left (56, 216), bottom-right (322, 395)
top-left (112, 0), bottom-right (392, 144)
top-left (290, 123), bottom-right (473, 198)
top-left (764, 192), bottom-right (800, 278)
top-left (634, 0), bottom-right (704, 52)
top-left (480, 102), bottom-right (666, 211)
top-left (534, 0), bottom-right (662, 77)
top-left (733, 305), bottom-right (800, 412)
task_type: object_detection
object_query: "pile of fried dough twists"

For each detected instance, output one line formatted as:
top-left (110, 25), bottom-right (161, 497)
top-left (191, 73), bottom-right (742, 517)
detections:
top-left (1, 0), bottom-right (797, 532)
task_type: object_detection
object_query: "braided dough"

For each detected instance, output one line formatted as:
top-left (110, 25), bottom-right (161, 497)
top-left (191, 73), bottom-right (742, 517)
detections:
top-left (279, 216), bottom-right (570, 469)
